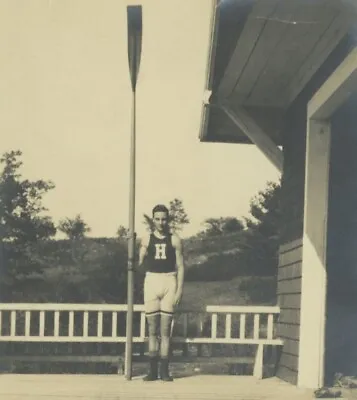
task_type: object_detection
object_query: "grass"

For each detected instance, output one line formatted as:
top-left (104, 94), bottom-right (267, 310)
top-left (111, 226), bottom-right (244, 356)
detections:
top-left (180, 276), bottom-right (277, 310)
top-left (180, 279), bottom-right (247, 309)
top-left (183, 232), bottom-right (245, 268)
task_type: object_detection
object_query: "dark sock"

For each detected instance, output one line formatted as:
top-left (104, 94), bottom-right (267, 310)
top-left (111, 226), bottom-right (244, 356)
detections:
top-left (143, 356), bottom-right (158, 381)
top-left (160, 357), bottom-right (173, 381)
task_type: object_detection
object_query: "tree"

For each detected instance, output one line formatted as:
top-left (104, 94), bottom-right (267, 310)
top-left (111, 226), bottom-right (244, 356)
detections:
top-left (201, 218), bottom-right (223, 236)
top-left (57, 214), bottom-right (91, 264)
top-left (168, 198), bottom-right (189, 232)
top-left (0, 150), bottom-right (57, 301)
top-left (0, 150), bottom-right (144, 307)
top-left (222, 217), bottom-right (245, 233)
top-left (143, 198), bottom-right (189, 233)
top-left (186, 180), bottom-right (282, 282)
top-left (200, 216), bottom-right (244, 237)
top-left (58, 214), bottom-right (91, 241)
top-left (117, 225), bottom-right (128, 239)
top-left (0, 150), bottom-right (56, 244)
top-left (245, 180), bottom-right (281, 239)
top-left (239, 180), bottom-right (282, 275)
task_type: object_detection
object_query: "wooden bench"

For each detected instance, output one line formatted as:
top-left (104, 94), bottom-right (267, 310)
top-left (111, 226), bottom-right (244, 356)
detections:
top-left (0, 303), bottom-right (283, 379)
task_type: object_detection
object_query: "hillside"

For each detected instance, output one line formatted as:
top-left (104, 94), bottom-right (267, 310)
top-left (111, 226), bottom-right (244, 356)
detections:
top-left (180, 230), bottom-right (277, 307)
top-left (182, 231), bottom-right (246, 268)
top-left (181, 276), bottom-right (277, 309)
top-left (33, 229), bottom-right (277, 307)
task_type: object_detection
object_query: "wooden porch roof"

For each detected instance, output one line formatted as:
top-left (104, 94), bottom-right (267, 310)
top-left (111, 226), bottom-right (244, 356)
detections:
top-left (200, 0), bottom-right (357, 146)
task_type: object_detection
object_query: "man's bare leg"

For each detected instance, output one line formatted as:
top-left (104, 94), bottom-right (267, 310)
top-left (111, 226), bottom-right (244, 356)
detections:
top-left (143, 313), bottom-right (160, 381)
top-left (159, 312), bottom-right (174, 381)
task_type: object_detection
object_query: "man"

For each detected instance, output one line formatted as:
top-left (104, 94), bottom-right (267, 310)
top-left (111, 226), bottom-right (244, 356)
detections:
top-left (138, 204), bottom-right (185, 382)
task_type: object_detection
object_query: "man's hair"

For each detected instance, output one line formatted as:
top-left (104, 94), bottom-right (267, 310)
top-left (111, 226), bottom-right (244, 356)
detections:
top-left (152, 204), bottom-right (169, 217)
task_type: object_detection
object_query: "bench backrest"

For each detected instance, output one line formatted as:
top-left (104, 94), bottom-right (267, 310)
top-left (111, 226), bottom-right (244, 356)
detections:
top-left (0, 304), bottom-right (282, 345)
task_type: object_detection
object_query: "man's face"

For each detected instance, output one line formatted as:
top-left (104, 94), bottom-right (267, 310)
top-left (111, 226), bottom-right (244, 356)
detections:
top-left (153, 211), bottom-right (169, 233)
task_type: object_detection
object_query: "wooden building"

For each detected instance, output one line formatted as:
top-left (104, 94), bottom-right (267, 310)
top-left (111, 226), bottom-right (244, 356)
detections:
top-left (201, 0), bottom-right (357, 390)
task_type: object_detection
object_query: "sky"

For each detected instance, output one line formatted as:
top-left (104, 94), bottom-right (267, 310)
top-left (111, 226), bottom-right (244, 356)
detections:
top-left (0, 0), bottom-right (280, 239)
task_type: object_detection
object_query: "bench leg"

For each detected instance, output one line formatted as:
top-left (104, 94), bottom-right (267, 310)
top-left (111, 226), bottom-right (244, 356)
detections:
top-left (117, 359), bottom-right (125, 375)
top-left (253, 344), bottom-right (264, 379)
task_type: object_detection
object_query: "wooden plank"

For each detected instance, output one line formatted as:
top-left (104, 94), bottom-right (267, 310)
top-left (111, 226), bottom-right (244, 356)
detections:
top-left (39, 311), bottom-right (45, 337)
top-left (280, 352), bottom-right (299, 371)
top-left (267, 314), bottom-right (274, 340)
top-left (211, 313), bottom-right (217, 339)
top-left (287, 7), bottom-right (354, 106)
top-left (279, 238), bottom-right (303, 253)
top-left (140, 312), bottom-right (146, 338)
top-left (278, 262), bottom-right (302, 281)
top-left (277, 364), bottom-right (298, 385)
top-left (282, 338), bottom-right (300, 357)
top-left (0, 336), bottom-right (144, 343)
top-left (240, 314), bottom-right (246, 339)
top-left (204, 0), bottom-right (220, 91)
top-left (238, 105), bottom-right (284, 145)
top-left (0, 374), bottom-right (313, 399)
top-left (0, 304), bottom-right (146, 312)
top-left (247, 0), bottom-right (335, 107)
top-left (205, 305), bottom-right (280, 314)
top-left (10, 311), bottom-right (16, 337)
top-left (97, 312), bottom-right (103, 338)
top-left (308, 46), bottom-right (357, 119)
top-left (279, 309), bottom-right (300, 325)
top-left (83, 311), bottom-right (89, 337)
top-left (279, 248), bottom-right (303, 266)
top-left (217, 0), bottom-right (281, 100)
top-left (276, 323), bottom-right (300, 341)
top-left (0, 355), bottom-right (259, 365)
top-left (298, 120), bottom-right (331, 388)
top-left (199, 0), bottom-right (219, 141)
top-left (221, 105), bottom-right (283, 171)
top-left (0, 335), bottom-right (284, 345)
top-left (276, 278), bottom-right (302, 295)
top-left (0, 303), bottom-right (280, 314)
top-left (278, 294), bottom-right (301, 309)
top-left (232, 0), bottom-right (301, 104)
top-left (253, 314), bottom-right (260, 339)
top-left (0, 355), bottom-right (122, 363)
top-left (225, 314), bottom-right (232, 339)
top-left (68, 312), bottom-right (74, 337)
top-left (25, 311), bottom-right (31, 337)
top-left (253, 343), bottom-right (264, 379)
top-left (54, 311), bottom-right (59, 337)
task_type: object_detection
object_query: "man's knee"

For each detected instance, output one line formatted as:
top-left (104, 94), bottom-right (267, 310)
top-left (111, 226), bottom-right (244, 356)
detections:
top-left (146, 313), bottom-right (160, 336)
top-left (160, 313), bottom-right (173, 337)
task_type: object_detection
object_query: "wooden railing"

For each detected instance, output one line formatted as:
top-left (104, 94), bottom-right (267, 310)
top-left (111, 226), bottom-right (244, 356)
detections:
top-left (0, 304), bottom-right (283, 378)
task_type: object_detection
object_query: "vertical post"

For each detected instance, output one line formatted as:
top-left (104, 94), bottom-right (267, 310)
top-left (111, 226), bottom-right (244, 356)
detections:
top-left (298, 119), bottom-right (331, 389)
top-left (125, 5), bottom-right (142, 381)
top-left (83, 311), bottom-right (89, 338)
top-left (225, 313), bottom-right (232, 339)
top-left (267, 314), bottom-right (274, 340)
top-left (54, 311), bottom-right (60, 337)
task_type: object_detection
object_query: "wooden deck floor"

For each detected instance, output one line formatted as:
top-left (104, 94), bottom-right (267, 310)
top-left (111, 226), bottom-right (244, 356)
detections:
top-left (0, 374), bottom-right (317, 400)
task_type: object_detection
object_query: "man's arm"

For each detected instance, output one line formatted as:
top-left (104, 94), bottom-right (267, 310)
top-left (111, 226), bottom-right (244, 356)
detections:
top-left (172, 234), bottom-right (185, 304)
top-left (138, 234), bottom-right (149, 267)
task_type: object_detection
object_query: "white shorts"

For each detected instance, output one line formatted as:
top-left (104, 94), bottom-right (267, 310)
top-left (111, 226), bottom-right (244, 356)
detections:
top-left (144, 272), bottom-right (177, 316)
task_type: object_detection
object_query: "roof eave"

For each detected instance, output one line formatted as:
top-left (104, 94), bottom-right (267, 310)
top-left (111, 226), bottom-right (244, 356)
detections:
top-left (199, 0), bottom-right (220, 143)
